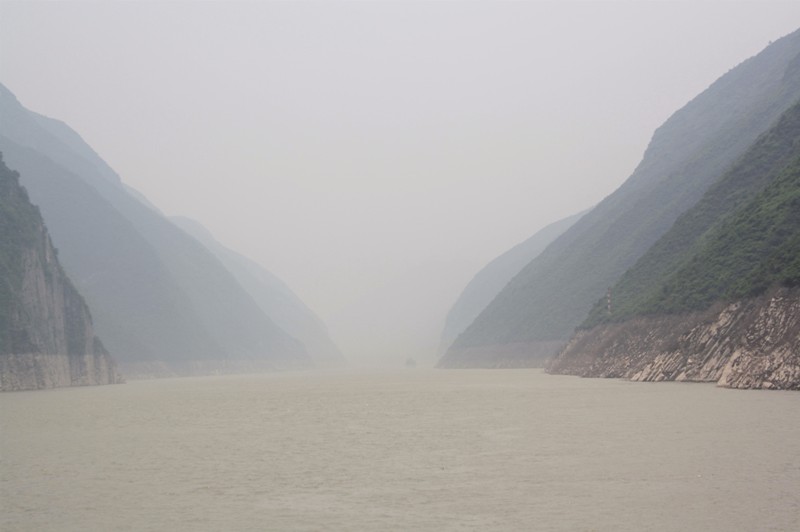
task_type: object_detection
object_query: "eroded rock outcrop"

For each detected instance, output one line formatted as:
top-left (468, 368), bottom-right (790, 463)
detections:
top-left (1, 155), bottom-right (119, 391)
top-left (548, 287), bottom-right (800, 390)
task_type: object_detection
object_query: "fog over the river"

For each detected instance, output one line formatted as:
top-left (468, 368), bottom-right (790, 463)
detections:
top-left (2, 1), bottom-right (799, 365)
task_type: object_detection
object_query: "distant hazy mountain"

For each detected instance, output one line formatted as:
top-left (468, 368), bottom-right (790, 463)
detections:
top-left (172, 216), bottom-right (346, 368)
top-left (0, 154), bottom-right (118, 390)
top-left (441, 28), bottom-right (800, 368)
top-left (438, 210), bottom-right (586, 355)
top-left (550, 99), bottom-right (800, 389)
top-left (0, 83), bottom-right (311, 375)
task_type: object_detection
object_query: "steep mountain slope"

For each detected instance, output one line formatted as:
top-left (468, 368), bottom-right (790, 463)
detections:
top-left (582, 100), bottom-right (800, 327)
top-left (0, 155), bottom-right (118, 390)
top-left (172, 217), bottom-right (346, 368)
top-left (0, 136), bottom-right (224, 367)
top-left (438, 210), bottom-right (586, 355)
top-left (443, 28), bottom-right (800, 368)
top-left (0, 84), bottom-right (311, 375)
top-left (550, 103), bottom-right (800, 388)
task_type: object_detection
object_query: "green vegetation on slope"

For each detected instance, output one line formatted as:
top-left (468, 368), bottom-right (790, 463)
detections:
top-left (449, 28), bottom-right (800, 354)
top-left (583, 99), bottom-right (800, 326)
top-left (657, 156), bottom-right (800, 312)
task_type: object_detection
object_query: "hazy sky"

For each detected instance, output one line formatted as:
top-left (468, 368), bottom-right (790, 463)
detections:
top-left (2, 1), bottom-right (799, 365)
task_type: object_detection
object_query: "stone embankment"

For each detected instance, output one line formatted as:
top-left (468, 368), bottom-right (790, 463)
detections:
top-left (548, 287), bottom-right (800, 390)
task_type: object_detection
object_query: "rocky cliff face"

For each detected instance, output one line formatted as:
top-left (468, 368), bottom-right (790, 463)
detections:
top-left (1, 157), bottom-right (119, 391)
top-left (548, 287), bottom-right (800, 390)
top-left (0, 84), bottom-right (312, 374)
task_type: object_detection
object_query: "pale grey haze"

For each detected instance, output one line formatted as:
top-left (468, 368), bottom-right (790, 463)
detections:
top-left (2, 1), bottom-right (799, 366)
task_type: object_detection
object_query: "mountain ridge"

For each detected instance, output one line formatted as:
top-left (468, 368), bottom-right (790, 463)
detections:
top-left (438, 209), bottom-right (586, 357)
top-left (172, 216), bottom-right (346, 368)
top-left (0, 82), bottom-right (313, 376)
top-left (549, 99), bottom-right (800, 389)
top-left (442, 28), bottom-right (800, 368)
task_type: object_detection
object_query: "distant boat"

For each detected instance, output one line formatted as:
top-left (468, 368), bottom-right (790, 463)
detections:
top-left (405, 358), bottom-right (417, 368)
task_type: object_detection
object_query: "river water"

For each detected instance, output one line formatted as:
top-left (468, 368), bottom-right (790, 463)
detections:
top-left (1, 369), bottom-right (799, 531)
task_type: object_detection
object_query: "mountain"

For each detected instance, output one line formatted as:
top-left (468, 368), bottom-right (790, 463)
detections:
top-left (441, 28), bottom-right (800, 368)
top-left (549, 100), bottom-right (800, 389)
top-left (0, 154), bottom-right (118, 390)
top-left (582, 99), bottom-right (800, 327)
top-left (0, 83), bottom-right (311, 376)
top-left (172, 217), bottom-right (346, 368)
top-left (437, 209), bottom-right (586, 357)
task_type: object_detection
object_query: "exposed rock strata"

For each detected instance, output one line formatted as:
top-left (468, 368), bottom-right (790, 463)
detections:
top-left (1, 160), bottom-right (119, 391)
top-left (0, 246), bottom-right (120, 391)
top-left (548, 288), bottom-right (800, 390)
